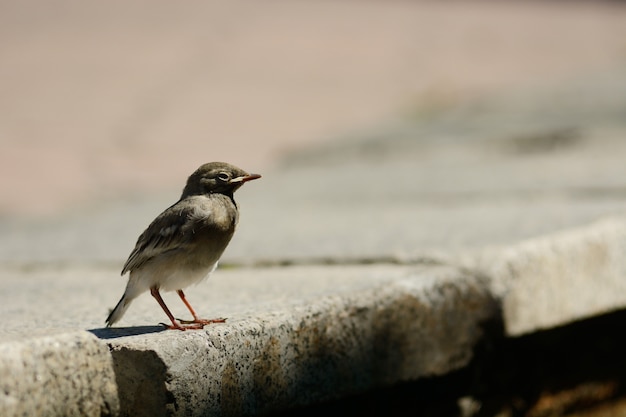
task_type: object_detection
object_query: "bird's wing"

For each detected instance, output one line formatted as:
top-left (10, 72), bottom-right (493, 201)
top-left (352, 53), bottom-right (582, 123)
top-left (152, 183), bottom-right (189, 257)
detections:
top-left (121, 200), bottom-right (207, 275)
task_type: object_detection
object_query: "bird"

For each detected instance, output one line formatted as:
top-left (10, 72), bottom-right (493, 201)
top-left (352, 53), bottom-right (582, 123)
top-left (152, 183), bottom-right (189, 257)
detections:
top-left (105, 162), bottom-right (261, 330)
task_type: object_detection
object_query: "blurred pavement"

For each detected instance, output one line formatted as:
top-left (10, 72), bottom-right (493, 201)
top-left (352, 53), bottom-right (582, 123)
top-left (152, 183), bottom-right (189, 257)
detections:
top-left (1, 0), bottom-right (626, 218)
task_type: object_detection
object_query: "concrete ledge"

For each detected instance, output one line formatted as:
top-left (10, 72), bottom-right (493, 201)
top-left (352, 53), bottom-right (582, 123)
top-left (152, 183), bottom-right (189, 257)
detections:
top-left (2, 216), bottom-right (626, 416)
top-left (474, 215), bottom-right (626, 336)
top-left (0, 331), bottom-right (119, 417)
top-left (100, 265), bottom-right (495, 417)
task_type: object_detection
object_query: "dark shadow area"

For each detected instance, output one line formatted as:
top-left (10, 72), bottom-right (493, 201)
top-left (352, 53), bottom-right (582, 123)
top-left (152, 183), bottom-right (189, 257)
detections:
top-left (109, 347), bottom-right (175, 417)
top-left (88, 325), bottom-right (166, 339)
top-left (272, 308), bottom-right (626, 417)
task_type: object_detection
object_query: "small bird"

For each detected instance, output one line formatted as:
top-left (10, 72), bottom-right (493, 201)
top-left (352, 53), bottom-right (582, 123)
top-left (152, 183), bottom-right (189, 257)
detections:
top-left (105, 162), bottom-right (261, 330)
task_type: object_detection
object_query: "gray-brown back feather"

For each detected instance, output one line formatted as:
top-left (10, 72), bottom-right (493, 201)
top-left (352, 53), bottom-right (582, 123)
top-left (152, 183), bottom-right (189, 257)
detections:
top-left (121, 201), bottom-right (192, 275)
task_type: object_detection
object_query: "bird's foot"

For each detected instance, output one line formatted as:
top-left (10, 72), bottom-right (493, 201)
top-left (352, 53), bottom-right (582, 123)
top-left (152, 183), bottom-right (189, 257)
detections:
top-left (159, 317), bottom-right (226, 331)
top-left (178, 317), bottom-right (227, 325)
top-left (159, 321), bottom-right (208, 331)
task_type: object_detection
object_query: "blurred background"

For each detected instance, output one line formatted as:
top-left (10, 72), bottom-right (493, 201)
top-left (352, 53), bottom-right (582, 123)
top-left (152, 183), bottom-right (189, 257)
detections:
top-left (2, 0), bottom-right (626, 220)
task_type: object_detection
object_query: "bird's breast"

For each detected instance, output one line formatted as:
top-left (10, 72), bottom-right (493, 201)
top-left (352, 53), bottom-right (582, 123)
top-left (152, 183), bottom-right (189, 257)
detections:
top-left (181, 195), bottom-right (238, 266)
top-left (186, 195), bottom-right (238, 232)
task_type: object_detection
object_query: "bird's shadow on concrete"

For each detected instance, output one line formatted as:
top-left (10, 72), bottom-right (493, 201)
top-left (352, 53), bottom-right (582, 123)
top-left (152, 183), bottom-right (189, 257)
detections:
top-left (88, 326), bottom-right (166, 339)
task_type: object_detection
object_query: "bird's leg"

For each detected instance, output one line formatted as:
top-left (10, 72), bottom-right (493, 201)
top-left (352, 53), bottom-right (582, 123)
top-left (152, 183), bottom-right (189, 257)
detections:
top-left (176, 289), bottom-right (227, 325)
top-left (150, 287), bottom-right (203, 330)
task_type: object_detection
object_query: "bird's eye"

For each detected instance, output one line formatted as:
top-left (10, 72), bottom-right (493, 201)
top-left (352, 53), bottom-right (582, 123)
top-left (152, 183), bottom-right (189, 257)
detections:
top-left (217, 172), bottom-right (230, 182)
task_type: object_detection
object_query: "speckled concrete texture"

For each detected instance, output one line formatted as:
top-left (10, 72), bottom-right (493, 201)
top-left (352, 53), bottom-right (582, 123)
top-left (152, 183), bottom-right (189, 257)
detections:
top-left (101, 266), bottom-right (495, 417)
top-left (0, 264), bottom-right (500, 416)
top-left (0, 332), bottom-right (119, 417)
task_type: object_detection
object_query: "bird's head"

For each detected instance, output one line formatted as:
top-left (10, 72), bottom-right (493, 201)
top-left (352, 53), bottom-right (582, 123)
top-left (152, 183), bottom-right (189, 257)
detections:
top-left (182, 162), bottom-right (261, 197)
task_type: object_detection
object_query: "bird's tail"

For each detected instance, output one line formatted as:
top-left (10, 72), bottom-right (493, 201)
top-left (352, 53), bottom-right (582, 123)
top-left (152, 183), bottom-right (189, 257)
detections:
top-left (105, 294), bottom-right (134, 327)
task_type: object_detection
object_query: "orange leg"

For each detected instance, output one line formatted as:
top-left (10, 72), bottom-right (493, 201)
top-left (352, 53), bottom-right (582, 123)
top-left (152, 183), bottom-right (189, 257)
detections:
top-left (177, 289), bottom-right (227, 325)
top-left (150, 287), bottom-right (203, 330)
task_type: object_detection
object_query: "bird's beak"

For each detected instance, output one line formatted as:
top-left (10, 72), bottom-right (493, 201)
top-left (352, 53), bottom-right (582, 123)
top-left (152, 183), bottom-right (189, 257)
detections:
top-left (230, 173), bottom-right (261, 184)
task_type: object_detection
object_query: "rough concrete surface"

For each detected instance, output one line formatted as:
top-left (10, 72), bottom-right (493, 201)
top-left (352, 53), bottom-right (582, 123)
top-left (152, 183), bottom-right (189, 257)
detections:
top-left (101, 266), bottom-right (495, 417)
top-left (0, 264), bottom-right (496, 416)
top-left (471, 215), bottom-right (626, 336)
top-left (0, 331), bottom-right (119, 417)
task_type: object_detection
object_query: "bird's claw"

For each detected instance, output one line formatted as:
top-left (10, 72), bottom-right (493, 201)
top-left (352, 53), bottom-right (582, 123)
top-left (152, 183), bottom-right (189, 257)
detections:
top-left (159, 321), bottom-right (207, 331)
top-left (177, 317), bottom-right (227, 325)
